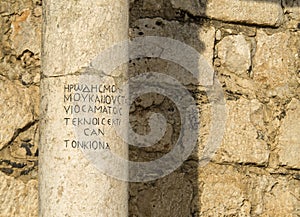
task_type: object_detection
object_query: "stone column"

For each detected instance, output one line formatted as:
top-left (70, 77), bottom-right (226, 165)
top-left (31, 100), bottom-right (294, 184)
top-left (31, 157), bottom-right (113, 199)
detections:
top-left (39, 0), bottom-right (128, 216)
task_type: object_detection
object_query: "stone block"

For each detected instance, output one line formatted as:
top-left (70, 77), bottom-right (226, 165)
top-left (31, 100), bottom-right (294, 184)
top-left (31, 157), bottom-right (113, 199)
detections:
top-left (11, 9), bottom-right (41, 55)
top-left (0, 78), bottom-right (39, 150)
top-left (217, 34), bottom-right (251, 76)
top-left (198, 164), bottom-right (300, 216)
top-left (0, 172), bottom-right (38, 217)
top-left (130, 18), bottom-right (215, 85)
top-left (278, 98), bottom-right (300, 169)
top-left (214, 98), bottom-right (269, 165)
top-left (130, 172), bottom-right (193, 217)
top-left (171, 0), bottom-right (284, 26)
top-left (263, 178), bottom-right (300, 216)
top-left (253, 30), bottom-right (297, 91)
top-left (199, 165), bottom-right (251, 216)
top-left (283, 0), bottom-right (300, 28)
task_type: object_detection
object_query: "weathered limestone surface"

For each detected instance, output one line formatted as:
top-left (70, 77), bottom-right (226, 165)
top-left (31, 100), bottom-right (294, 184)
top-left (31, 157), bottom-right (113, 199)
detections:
top-left (127, 1), bottom-right (300, 216)
top-left (0, 0), bottom-right (41, 82)
top-left (198, 163), bottom-right (300, 216)
top-left (214, 98), bottom-right (269, 165)
top-left (0, 171), bottom-right (38, 217)
top-left (253, 30), bottom-right (297, 90)
top-left (170, 0), bottom-right (284, 26)
top-left (0, 1), bottom-right (40, 215)
top-left (217, 34), bottom-right (251, 76)
top-left (283, 0), bottom-right (300, 28)
top-left (0, 78), bottom-right (39, 150)
top-left (1, 0), bottom-right (300, 216)
top-left (278, 99), bottom-right (300, 169)
top-left (11, 9), bottom-right (41, 56)
top-left (263, 177), bottom-right (300, 217)
top-left (130, 172), bottom-right (194, 217)
top-left (130, 18), bottom-right (215, 85)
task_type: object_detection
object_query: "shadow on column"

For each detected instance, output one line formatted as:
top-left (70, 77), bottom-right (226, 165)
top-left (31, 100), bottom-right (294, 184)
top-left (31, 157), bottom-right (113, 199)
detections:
top-left (128, 1), bottom-right (207, 216)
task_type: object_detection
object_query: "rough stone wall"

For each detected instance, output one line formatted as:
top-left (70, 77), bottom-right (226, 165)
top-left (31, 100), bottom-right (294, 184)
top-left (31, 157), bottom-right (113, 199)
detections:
top-left (0, 0), bottom-right (299, 216)
top-left (0, 0), bottom-right (41, 216)
top-left (129, 0), bottom-right (300, 216)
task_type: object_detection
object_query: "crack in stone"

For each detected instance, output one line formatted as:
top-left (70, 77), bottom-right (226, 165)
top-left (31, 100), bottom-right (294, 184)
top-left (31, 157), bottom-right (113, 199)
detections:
top-left (0, 120), bottom-right (38, 152)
